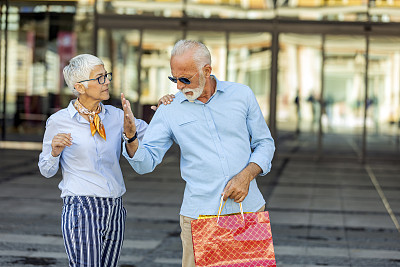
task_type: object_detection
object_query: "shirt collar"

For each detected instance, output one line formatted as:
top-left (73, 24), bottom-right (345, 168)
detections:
top-left (176, 75), bottom-right (226, 104)
top-left (67, 100), bottom-right (108, 118)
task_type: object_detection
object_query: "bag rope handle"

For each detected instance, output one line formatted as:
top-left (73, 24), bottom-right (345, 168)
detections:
top-left (217, 195), bottom-right (244, 223)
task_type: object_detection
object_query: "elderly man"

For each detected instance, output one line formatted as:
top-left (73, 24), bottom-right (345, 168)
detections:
top-left (121, 40), bottom-right (275, 267)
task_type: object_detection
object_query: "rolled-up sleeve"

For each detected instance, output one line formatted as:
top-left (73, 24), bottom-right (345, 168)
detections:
top-left (246, 90), bottom-right (275, 176)
top-left (38, 117), bottom-right (61, 178)
top-left (135, 118), bottom-right (148, 141)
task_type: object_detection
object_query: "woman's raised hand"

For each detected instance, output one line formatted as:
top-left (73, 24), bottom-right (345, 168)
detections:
top-left (121, 93), bottom-right (137, 138)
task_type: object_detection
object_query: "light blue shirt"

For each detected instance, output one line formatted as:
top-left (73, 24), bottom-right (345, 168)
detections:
top-left (38, 100), bottom-right (148, 198)
top-left (123, 76), bottom-right (275, 218)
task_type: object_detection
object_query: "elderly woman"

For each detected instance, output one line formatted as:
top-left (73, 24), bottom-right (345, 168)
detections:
top-left (38, 54), bottom-right (165, 267)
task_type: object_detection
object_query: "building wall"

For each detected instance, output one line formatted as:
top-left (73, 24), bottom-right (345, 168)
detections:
top-left (1, 0), bottom-right (400, 158)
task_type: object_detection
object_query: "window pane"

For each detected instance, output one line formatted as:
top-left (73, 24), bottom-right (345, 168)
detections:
top-left (323, 34), bottom-right (366, 158)
top-left (277, 33), bottom-right (322, 155)
top-left (228, 32), bottom-right (271, 118)
top-left (368, 36), bottom-right (400, 157)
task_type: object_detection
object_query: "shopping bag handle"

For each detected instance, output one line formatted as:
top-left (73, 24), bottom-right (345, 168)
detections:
top-left (217, 195), bottom-right (244, 223)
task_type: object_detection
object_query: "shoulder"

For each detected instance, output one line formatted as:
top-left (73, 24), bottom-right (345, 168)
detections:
top-left (48, 100), bottom-right (77, 121)
top-left (45, 107), bottom-right (70, 127)
top-left (219, 80), bottom-right (253, 97)
top-left (157, 92), bottom-right (182, 112)
top-left (104, 104), bottom-right (124, 121)
top-left (219, 78), bottom-right (251, 91)
top-left (104, 104), bottom-right (123, 115)
top-left (48, 107), bottom-right (69, 121)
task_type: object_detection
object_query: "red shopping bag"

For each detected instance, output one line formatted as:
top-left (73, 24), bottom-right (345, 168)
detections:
top-left (191, 198), bottom-right (276, 267)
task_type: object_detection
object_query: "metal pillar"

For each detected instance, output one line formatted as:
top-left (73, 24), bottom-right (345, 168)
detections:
top-left (136, 29), bottom-right (143, 119)
top-left (1, 0), bottom-right (8, 141)
top-left (93, 0), bottom-right (98, 55)
top-left (362, 32), bottom-right (370, 163)
top-left (269, 26), bottom-right (279, 139)
top-left (181, 0), bottom-right (187, 39)
top-left (295, 45), bottom-right (301, 136)
top-left (225, 31), bottom-right (229, 81)
top-left (0, 0), bottom-right (4, 140)
top-left (317, 34), bottom-right (326, 160)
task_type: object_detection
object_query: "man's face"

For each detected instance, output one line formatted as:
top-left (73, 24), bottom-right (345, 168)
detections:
top-left (181, 72), bottom-right (206, 101)
top-left (170, 52), bottom-right (205, 101)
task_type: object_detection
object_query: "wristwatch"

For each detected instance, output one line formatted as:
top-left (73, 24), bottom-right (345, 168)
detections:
top-left (123, 132), bottom-right (138, 143)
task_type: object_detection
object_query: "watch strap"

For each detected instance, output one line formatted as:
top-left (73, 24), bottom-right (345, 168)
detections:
top-left (124, 132), bottom-right (138, 143)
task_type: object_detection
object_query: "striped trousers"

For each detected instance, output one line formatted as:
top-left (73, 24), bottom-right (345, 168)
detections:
top-left (61, 196), bottom-right (126, 267)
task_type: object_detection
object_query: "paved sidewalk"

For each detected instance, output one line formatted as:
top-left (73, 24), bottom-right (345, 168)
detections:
top-left (0, 139), bottom-right (399, 266)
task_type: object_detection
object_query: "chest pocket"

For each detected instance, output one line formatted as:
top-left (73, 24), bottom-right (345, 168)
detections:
top-left (175, 116), bottom-right (204, 145)
top-left (178, 117), bottom-right (198, 127)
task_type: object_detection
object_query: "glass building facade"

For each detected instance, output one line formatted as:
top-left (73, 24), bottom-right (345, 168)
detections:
top-left (1, 0), bottom-right (400, 160)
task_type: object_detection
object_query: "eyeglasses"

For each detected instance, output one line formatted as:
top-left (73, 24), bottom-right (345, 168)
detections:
top-left (78, 73), bottom-right (112, 85)
top-left (168, 72), bottom-right (198, 85)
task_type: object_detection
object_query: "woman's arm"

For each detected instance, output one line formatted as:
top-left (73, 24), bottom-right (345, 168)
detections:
top-left (38, 118), bottom-right (72, 178)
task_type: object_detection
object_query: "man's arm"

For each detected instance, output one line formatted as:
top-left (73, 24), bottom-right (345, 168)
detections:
top-left (121, 93), bottom-right (174, 174)
top-left (222, 88), bottom-right (275, 203)
top-left (222, 162), bottom-right (261, 203)
top-left (123, 93), bottom-right (174, 157)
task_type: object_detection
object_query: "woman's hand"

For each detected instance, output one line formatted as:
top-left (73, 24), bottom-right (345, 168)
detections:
top-left (121, 93), bottom-right (139, 158)
top-left (51, 133), bottom-right (72, 157)
top-left (151, 94), bottom-right (175, 111)
top-left (121, 93), bottom-right (137, 138)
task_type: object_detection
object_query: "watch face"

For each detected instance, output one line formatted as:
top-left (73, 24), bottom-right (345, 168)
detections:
top-left (123, 133), bottom-right (129, 141)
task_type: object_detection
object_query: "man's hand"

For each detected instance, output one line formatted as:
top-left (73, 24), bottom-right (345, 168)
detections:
top-left (151, 94), bottom-right (175, 111)
top-left (121, 93), bottom-right (138, 157)
top-left (51, 133), bottom-right (72, 157)
top-left (222, 163), bottom-right (262, 203)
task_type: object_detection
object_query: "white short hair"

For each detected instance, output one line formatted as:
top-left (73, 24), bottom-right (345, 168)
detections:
top-left (63, 54), bottom-right (104, 96)
top-left (171, 40), bottom-right (211, 70)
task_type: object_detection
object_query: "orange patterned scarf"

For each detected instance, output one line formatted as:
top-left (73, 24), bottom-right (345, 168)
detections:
top-left (73, 99), bottom-right (106, 140)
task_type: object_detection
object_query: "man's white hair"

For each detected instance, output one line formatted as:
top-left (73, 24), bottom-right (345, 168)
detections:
top-left (63, 54), bottom-right (104, 96)
top-left (171, 40), bottom-right (211, 70)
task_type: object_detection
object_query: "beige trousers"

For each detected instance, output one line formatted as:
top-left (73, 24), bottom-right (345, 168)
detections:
top-left (179, 205), bottom-right (266, 267)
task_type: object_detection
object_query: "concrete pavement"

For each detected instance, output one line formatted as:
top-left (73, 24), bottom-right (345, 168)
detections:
top-left (0, 138), bottom-right (399, 267)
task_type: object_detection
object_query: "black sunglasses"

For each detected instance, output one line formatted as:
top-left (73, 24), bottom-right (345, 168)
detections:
top-left (168, 72), bottom-right (198, 85)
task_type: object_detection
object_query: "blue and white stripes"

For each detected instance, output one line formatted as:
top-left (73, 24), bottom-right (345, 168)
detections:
top-left (61, 196), bottom-right (126, 267)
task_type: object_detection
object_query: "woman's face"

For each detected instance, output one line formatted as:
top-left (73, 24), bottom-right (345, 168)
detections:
top-left (79, 64), bottom-right (111, 103)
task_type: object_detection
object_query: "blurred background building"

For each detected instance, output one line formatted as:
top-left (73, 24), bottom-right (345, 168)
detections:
top-left (0, 0), bottom-right (400, 161)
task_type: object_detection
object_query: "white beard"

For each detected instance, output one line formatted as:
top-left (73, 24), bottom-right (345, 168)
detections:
top-left (182, 88), bottom-right (203, 101)
top-left (182, 73), bottom-right (206, 101)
